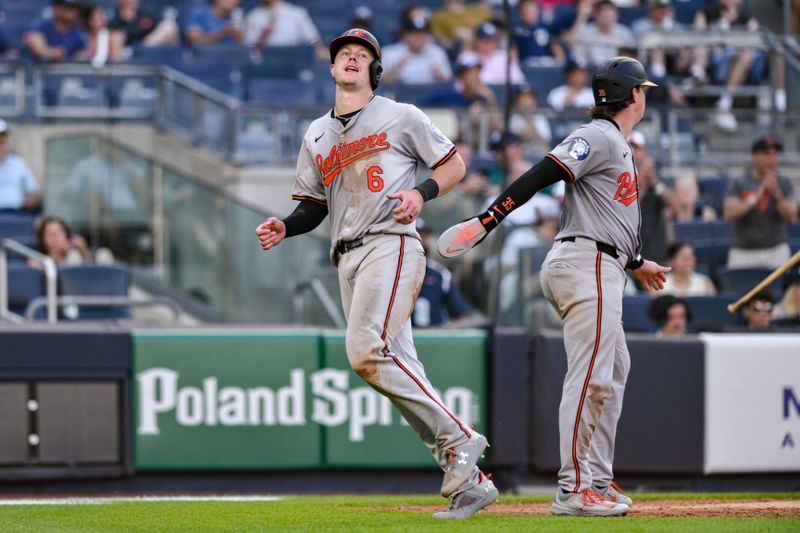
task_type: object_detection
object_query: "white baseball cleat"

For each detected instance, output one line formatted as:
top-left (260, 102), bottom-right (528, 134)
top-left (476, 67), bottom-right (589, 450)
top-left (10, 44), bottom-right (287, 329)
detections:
top-left (595, 481), bottom-right (633, 507)
top-left (550, 488), bottom-right (629, 517)
top-left (433, 469), bottom-right (498, 520)
top-left (436, 217), bottom-right (488, 258)
top-left (440, 432), bottom-right (488, 497)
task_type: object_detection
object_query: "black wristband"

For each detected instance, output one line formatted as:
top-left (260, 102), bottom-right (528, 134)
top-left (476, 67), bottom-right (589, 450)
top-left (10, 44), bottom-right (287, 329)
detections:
top-left (627, 254), bottom-right (645, 270)
top-left (413, 178), bottom-right (440, 202)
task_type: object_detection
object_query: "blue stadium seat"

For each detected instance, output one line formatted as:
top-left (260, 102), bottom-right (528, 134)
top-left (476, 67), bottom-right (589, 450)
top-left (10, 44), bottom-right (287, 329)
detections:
top-left (521, 66), bottom-right (565, 103)
top-left (685, 295), bottom-right (738, 333)
top-left (0, 213), bottom-right (35, 239)
top-left (58, 264), bottom-right (131, 320)
top-left (130, 45), bottom-right (187, 67)
top-left (789, 224), bottom-right (800, 240)
top-left (246, 78), bottom-right (317, 107)
top-left (622, 295), bottom-right (658, 333)
top-left (8, 264), bottom-right (45, 317)
top-left (673, 221), bottom-right (732, 243)
top-left (673, 0), bottom-right (711, 25)
top-left (617, 6), bottom-right (648, 27)
top-left (698, 175), bottom-right (728, 215)
top-left (716, 267), bottom-right (779, 296)
top-left (393, 83), bottom-right (446, 107)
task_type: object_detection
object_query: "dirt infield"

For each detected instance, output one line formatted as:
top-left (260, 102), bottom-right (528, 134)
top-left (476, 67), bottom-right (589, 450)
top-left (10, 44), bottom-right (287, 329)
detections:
top-left (393, 499), bottom-right (800, 519)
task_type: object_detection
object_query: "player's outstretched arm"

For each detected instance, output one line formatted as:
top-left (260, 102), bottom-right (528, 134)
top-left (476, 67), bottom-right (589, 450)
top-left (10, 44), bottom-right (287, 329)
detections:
top-left (437, 155), bottom-right (568, 258)
top-left (632, 260), bottom-right (671, 292)
top-left (256, 199), bottom-right (328, 251)
top-left (256, 217), bottom-right (286, 250)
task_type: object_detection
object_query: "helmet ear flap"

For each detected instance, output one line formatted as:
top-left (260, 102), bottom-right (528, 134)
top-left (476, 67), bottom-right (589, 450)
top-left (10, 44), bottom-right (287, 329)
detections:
top-left (370, 59), bottom-right (383, 90)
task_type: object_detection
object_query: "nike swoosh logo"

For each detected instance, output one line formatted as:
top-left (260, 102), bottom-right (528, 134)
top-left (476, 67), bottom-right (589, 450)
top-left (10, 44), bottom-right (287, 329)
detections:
top-left (623, 152), bottom-right (629, 158)
top-left (446, 247), bottom-right (464, 254)
top-left (315, 132), bottom-right (324, 143)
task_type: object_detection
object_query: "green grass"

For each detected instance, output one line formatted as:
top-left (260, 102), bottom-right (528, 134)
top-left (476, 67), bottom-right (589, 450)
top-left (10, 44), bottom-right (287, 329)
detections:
top-left (0, 493), bottom-right (798, 532)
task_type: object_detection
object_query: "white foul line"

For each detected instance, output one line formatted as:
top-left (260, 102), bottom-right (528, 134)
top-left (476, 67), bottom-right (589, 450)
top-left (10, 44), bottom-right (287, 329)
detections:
top-left (0, 495), bottom-right (284, 505)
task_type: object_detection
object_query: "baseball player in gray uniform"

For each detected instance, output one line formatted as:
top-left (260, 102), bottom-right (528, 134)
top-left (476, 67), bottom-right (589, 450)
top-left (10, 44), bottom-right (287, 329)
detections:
top-left (256, 29), bottom-right (497, 519)
top-left (438, 57), bottom-right (670, 517)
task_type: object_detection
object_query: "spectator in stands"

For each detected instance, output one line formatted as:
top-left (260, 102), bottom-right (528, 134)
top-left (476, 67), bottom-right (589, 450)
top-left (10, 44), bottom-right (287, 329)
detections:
top-left (648, 294), bottom-right (692, 337)
top-left (545, 61), bottom-right (594, 111)
top-left (460, 21), bottom-right (525, 86)
top-left (0, 4), bottom-right (16, 59)
top-left (512, 0), bottom-right (566, 66)
top-left (348, 5), bottom-right (374, 33)
top-left (569, 0), bottom-right (636, 67)
top-left (662, 242), bottom-right (717, 297)
top-left (25, 0), bottom-right (87, 62)
top-left (629, 130), bottom-right (676, 266)
top-left (774, 267), bottom-right (800, 329)
top-left (739, 290), bottom-right (777, 332)
top-left (510, 85), bottom-right (552, 156)
top-left (31, 216), bottom-right (92, 267)
top-left (630, 0), bottom-right (691, 81)
top-left (243, 0), bottom-right (326, 59)
top-left (423, 55), bottom-right (501, 141)
top-left (0, 120), bottom-right (41, 214)
top-left (691, 0), bottom-right (779, 132)
top-left (723, 135), bottom-right (797, 269)
top-left (109, 0), bottom-right (179, 48)
top-left (412, 219), bottom-right (474, 327)
top-left (454, 138), bottom-right (497, 202)
top-left (77, 3), bottom-right (125, 67)
top-left (184, 0), bottom-right (244, 46)
top-left (670, 172), bottom-right (718, 222)
top-left (381, 14), bottom-right (452, 86)
top-left (430, 0), bottom-right (494, 52)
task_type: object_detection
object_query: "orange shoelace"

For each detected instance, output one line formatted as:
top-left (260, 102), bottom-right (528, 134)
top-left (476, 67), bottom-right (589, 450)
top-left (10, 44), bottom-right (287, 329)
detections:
top-left (610, 481), bottom-right (625, 494)
top-left (582, 489), bottom-right (606, 504)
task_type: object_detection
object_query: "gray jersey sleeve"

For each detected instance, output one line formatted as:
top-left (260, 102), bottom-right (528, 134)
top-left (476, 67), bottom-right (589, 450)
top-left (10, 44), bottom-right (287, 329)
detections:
top-left (291, 135), bottom-right (327, 205)
top-left (398, 105), bottom-right (457, 170)
top-left (547, 125), bottom-right (609, 183)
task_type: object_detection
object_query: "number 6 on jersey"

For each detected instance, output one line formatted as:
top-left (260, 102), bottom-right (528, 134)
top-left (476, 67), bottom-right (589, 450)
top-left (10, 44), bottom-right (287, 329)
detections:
top-left (368, 165), bottom-right (384, 192)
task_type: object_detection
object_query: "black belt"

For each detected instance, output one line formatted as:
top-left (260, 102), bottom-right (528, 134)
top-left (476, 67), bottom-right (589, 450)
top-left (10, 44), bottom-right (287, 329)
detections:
top-left (335, 237), bottom-right (364, 255)
top-left (560, 236), bottom-right (618, 259)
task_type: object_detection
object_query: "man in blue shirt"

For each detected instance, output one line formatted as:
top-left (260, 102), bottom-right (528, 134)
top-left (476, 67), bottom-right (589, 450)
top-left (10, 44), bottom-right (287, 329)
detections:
top-left (513, 0), bottom-right (566, 66)
top-left (0, 120), bottom-right (41, 213)
top-left (184, 0), bottom-right (244, 46)
top-left (25, 0), bottom-right (87, 62)
top-left (412, 220), bottom-right (471, 328)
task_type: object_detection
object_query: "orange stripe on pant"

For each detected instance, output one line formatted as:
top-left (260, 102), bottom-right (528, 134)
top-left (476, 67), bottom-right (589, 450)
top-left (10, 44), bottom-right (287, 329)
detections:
top-left (380, 235), bottom-right (472, 439)
top-left (571, 251), bottom-right (603, 492)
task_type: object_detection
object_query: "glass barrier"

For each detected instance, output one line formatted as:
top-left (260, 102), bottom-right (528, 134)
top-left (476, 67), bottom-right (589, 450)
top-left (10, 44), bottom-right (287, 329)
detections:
top-left (45, 135), bottom-right (337, 324)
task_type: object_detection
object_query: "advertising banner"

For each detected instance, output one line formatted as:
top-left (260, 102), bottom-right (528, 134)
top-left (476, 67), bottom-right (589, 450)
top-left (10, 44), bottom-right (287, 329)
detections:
top-left (703, 334), bottom-right (800, 473)
top-left (133, 329), bottom-right (487, 470)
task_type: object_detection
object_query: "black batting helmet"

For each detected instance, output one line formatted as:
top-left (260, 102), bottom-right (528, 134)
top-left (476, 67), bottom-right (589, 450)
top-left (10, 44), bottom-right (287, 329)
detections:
top-left (329, 28), bottom-right (383, 90)
top-left (592, 57), bottom-right (657, 105)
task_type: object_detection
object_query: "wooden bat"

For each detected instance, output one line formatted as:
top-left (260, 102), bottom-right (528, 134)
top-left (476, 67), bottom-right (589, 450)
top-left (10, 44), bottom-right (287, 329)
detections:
top-left (727, 249), bottom-right (800, 314)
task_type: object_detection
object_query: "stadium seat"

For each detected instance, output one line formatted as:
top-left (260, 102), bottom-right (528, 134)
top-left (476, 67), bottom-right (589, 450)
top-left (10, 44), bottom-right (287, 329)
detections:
top-left (520, 66), bottom-right (565, 102)
top-left (7, 264), bottom-right (45, 317)
top-left (0, 214), bottom-right (35, 240)
top-left (685, 295), bottom-right (738, 333)
top-left (246, 78), bottom-right (317, 107)
top-left (692, 239), bottom-right (730, 278)
top-left (716, 267), bottom-right (779, 296)
top-left (622, 295), bottom-right (658, 333)
top-left (58, 264), bottom-right (131, 320)
top-left (673, 221), bottom-right (732, 243)
top-left (392, 84), bottom-right (445, 107)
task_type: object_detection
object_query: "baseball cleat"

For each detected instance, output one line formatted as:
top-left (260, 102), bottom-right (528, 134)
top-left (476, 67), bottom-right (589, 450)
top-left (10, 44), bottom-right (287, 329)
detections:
top-left (550, 488), bottom-right (629, 517)
top-left (440, 432), bottom-right (489, 497)
top-left (595, 481), bottom-right (633, 507)
top-left (436, 217), bottom-right (488, 258)
top-left (433, 469), bottom-right (498, 520)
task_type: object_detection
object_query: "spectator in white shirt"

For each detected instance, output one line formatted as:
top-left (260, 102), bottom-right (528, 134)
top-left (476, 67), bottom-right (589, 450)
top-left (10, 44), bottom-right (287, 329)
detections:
top-left (462, 21), bottom-right (525, 86)
top-left (546, 61), bottom-right (594, 111)
top-left (244, 0), bottom-right (326, 59)
top-left (381, 14), bottom-right (452, 85)
top-left (570, 0), bottom-right (636, 67)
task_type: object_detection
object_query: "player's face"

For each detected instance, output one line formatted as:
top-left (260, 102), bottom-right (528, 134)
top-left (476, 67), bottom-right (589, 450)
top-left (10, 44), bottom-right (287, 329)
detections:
top-left (632, 85), bottom-right (648, 121)
top-left (331, 43), bottom-right (374, 89)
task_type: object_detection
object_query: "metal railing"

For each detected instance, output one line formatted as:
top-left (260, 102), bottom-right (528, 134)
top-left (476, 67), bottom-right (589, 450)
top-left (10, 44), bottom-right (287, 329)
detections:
top-left (293, 278), bottom-right (346, 329)
top-left (0, 238), bottom-right (58, 324)
top-left (25, 295), bottom-right (181, 322)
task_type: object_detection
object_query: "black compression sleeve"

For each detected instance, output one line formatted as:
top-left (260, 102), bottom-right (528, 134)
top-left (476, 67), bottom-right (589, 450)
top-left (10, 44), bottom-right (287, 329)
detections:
top-left (282, 200), bottom-right (329, 238)
top-left (477, 156), bottom-right (569, 232)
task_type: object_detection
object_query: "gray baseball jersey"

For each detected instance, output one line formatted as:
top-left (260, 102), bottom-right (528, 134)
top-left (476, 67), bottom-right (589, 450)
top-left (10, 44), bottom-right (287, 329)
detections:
top-left (547, 119), bottom-right (641, 263)
top-left (292, 95), bottom-right (457, 261)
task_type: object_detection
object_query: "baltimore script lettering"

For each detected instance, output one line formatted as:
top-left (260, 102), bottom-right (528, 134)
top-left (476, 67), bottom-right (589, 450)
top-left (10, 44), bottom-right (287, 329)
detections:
top-left (317, 132), bottom-right (391, 185)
